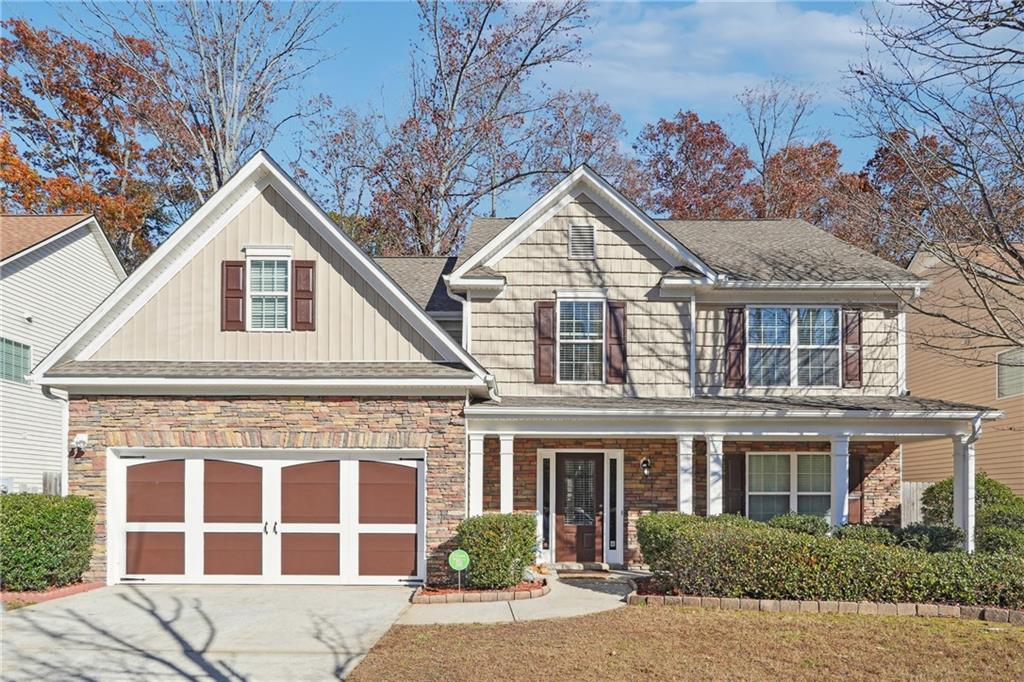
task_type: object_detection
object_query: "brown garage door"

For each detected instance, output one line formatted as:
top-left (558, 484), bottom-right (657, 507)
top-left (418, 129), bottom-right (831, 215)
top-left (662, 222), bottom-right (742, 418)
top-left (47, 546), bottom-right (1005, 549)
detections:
top-left (119, 455), bottom-right (422, 584)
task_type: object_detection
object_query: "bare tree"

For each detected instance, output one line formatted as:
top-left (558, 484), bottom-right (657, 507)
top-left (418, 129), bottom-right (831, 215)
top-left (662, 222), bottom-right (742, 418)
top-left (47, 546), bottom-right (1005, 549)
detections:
top-left (299, 0), bottom-right (590, 256)
top-left (846, 0), bottom-right (1024, 360)
top-left (80, 0), bottom-right (338, 209)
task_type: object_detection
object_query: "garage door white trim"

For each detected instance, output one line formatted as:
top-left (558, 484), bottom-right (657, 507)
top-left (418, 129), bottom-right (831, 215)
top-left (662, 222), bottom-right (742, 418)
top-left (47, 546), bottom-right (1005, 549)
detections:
top-left (106, 447), bottom-right (426, 586)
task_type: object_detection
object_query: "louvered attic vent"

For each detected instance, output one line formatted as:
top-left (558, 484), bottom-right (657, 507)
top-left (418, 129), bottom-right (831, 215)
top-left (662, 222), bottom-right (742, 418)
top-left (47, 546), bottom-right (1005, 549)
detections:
top-left (568, 225), bottom-right (596, 259)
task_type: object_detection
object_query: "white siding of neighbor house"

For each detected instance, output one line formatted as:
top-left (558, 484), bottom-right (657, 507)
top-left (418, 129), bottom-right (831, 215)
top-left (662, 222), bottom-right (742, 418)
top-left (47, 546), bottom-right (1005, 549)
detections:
top-left (1, 228), bottom-right (122, 492)
top-left (470, 192), bottom-right (692, 398)
top-left (93, 185), bottom-right (442, 362)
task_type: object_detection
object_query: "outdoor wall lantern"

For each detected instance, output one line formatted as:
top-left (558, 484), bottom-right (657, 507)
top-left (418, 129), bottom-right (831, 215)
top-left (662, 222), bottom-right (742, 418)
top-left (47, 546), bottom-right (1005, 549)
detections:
top-left (640, 457), bottom-right (652, 478)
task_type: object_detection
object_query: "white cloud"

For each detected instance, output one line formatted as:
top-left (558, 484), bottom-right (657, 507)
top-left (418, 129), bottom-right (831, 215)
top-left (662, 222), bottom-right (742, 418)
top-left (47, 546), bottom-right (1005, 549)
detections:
top-left (550, 1), bottom-right (868, 118)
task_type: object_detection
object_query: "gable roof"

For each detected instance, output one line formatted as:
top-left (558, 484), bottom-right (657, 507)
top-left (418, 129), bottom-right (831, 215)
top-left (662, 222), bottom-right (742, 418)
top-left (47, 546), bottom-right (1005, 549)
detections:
top-left (33, 152), bottom-right (491, 389)
top-left (450, 165), bottom-right (716, 282)
top-left (375, 256), bottom-right (461, 313)
top-left (455, 215), bottom-right (924, 285)
top-left (1, 214), bottom-right (125, 278)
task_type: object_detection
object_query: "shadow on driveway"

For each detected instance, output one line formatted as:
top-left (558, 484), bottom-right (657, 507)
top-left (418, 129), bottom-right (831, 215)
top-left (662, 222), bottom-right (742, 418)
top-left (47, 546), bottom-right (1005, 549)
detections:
top-left (2, 584), bottom-right (412, 681)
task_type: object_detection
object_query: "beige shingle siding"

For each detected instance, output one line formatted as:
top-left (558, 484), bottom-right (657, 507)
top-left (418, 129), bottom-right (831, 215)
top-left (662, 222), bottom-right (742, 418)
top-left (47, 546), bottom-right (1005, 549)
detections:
top-left (695, 304), bottom-right (901, 396)
top-left (470, 193), bottom-right (692, 398)
top-left (92, 186), bottom-right (442, 362)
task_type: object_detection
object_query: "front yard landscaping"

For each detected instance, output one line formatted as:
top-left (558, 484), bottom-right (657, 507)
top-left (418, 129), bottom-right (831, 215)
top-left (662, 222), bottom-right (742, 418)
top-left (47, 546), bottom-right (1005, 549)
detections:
top-left (350, 606), bottom-right (1024, 681)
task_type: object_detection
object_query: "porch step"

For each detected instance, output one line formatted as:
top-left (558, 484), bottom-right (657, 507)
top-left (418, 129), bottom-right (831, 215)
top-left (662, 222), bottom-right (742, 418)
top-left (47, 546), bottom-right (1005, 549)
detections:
top-left (549, 562), bottom-right (612, 572)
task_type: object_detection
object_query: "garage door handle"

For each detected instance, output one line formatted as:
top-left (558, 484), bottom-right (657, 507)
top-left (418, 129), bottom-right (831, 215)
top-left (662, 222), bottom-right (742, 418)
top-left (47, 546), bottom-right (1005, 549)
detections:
top-left (263, 522), bottom-right (268, 535)
top-left (273, 521), bottom-right (278, 534)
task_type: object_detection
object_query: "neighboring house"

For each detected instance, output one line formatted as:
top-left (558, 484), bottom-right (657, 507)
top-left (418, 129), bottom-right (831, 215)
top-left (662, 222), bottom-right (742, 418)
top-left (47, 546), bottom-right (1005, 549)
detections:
top-left (903, 251), bottom-right (1024, 494)
top-left (34, 153), bottom-right (998, 587)
top-left (1, 214), bottom-right (126, 493)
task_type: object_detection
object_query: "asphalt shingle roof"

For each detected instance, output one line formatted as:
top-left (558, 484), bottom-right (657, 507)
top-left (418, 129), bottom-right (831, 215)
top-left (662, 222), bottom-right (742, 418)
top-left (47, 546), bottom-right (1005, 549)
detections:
top-left (48, 360), bottom-right (475, 380)
top-left (374, 256), bottom-right (461, 312)
top-left (1, 214), bottom-right (91, 261)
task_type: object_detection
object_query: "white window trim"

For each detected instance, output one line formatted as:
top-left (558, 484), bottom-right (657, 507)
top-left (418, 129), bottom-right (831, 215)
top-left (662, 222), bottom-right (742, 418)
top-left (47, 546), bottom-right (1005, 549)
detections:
top-left (246, 254), bottom-right (292, 332)
top-left (996, 347), bottom-right (1024, 399)
top-left (556, 297), bottom-right (606, 385)
top-left (243, 245), bottom-right (292, 258)
top-left (745, 306), bottom-right (841, 388)
top-left (745, 451), bottom-right (832, 519)
top-left (0, 337), bottom-right (32, 385)
top-left (567, 224), bottom-right (596, 260)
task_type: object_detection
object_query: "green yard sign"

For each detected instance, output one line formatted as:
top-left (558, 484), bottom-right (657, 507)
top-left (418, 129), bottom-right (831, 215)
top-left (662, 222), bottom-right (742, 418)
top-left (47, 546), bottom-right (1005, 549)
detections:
top-left (448, 549), bottom-right (470, 571)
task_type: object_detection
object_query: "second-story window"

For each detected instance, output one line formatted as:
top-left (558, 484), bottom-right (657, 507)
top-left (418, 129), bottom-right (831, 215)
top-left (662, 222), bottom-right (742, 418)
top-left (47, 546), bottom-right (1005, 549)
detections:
top-left (249, 259), bottom-right (290, 331)
top-left (748, 307), bottom-right (841, 388)
top-left (558, 300), bottom-right (604, 382)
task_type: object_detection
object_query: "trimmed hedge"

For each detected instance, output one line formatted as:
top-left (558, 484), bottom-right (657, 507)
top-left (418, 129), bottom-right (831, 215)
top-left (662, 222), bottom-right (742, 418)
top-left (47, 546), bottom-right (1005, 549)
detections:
top-left (455, 513), bottom-right (536, 589)
top-left (833, 523), bottom-right (896, 545)
top-left (1, 494), bottom-right (96, 592)
top-left (978, 504), bottom-right (1024, 533)
top-left (636, 513), bottom-right (1024, 609)
top-left (766, 513), bottom-right (830, 536)
top-left (978, 526), bottom-right (1024, 555)
top-left (922, 473), bottom-right (1020, 526)
top-left (894, 523), bottom-right (965, 553)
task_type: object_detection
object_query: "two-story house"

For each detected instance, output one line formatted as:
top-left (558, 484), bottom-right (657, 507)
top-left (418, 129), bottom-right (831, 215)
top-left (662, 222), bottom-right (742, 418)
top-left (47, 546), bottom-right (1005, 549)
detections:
top-left (34, 153), bottom-right (999, 587)
top-left (1, 214), bottom-right (125, 493)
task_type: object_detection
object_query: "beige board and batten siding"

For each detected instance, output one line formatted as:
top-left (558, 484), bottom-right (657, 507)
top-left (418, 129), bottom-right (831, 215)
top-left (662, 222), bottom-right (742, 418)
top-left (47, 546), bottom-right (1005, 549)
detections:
top-left (470, 192), bottom-right (692, 398)
top-left (93, 186), bottom-right (442, 362)
top-left (695, 299), bottom-right (902, 396)
top-left (1, 228), bottom-right (122, 491)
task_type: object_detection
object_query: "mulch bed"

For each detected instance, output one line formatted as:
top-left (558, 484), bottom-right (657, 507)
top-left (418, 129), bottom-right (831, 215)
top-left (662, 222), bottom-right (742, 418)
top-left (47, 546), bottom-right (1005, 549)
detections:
top-left (1, 581), bottom-right (104, 607)
top-left (419, 580), bottom-right (543, 596)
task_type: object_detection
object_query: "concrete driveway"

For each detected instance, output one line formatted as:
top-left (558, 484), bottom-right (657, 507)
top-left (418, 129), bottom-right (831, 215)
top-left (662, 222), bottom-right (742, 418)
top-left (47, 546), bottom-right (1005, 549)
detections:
top-left (2, 584), bottom-right (412, 681)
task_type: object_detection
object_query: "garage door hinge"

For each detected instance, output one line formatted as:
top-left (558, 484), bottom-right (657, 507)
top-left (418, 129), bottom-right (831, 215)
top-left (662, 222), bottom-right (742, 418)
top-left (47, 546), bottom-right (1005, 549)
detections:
top-left (121, 577), bottom-right (146, 582)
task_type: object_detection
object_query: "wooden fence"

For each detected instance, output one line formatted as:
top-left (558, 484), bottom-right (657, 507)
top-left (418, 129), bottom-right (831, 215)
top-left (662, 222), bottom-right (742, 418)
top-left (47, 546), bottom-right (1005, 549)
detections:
top-left (901, 481), bottom-right (933, 526)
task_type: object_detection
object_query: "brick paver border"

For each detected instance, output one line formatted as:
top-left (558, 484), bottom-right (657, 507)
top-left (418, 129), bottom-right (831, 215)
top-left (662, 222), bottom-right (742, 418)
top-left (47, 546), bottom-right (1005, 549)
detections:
top-left (627, 592), bottom-right (1024, 626)
top-left (411, 579), bottom-right (551, 604)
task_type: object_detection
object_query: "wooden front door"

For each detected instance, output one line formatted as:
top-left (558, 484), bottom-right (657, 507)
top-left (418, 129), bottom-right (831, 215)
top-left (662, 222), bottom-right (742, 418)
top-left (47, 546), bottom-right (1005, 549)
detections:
top-left (555, 453), bottom-right (603, 563)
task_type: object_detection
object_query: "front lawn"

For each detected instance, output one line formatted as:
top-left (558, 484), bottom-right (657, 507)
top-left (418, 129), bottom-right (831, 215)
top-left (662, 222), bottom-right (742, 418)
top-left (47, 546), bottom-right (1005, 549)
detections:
top-left (350, 607), bottom-right (1024, 681)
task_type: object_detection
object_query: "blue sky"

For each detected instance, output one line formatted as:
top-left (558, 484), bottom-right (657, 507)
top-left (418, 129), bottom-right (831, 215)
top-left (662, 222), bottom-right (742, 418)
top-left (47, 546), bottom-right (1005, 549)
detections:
top-left (10, 1), bottom-right (875, 215)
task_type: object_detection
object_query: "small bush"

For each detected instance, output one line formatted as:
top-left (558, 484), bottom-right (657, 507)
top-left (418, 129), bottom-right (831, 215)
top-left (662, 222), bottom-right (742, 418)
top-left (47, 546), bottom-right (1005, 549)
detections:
top-left (635, 512), bottom-right (1024, 608)
top-left (922, 473), bottom-right (1020, 526)
top-left (895, 523), bottom-right (965, 553)
top-left (833, 524), bottom-right (896, 545)
top-left (978, 503), bottom-right (1024, 533)
top-left (977, 526), bottom-right (1024, 555)
top-left (0, 494), bottom-right (96, 591)
top-left (455, 513), bottom-right (536, 589)
top-left (766, 513), bottom-right (830, 536)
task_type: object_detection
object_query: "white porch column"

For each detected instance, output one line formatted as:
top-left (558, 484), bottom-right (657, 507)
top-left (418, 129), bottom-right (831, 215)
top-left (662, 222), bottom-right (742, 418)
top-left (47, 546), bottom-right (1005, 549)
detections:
top-left (469, 434), bottom-right (485, 517)
top-left (499, 435), bottom-right (514, 513)
top-left (953, 435), bottom-right (976, 553)
top-left (677, 435), bottom-right (694, 514)
top-left (706, 434), bottom-right (724, 516)
top-left (830, 436), bottom-right (850, 528)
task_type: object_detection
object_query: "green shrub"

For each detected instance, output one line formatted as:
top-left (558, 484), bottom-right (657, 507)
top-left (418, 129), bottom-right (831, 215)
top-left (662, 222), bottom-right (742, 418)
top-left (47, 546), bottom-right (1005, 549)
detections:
top-left (922, 473), bottom-right (1020, 526)
top-left (977, 526), bottom-right (1024, 555)
top-left (895, 523), bottom-right (965, 553)
top-left (833, 524), bottom-right (896, 545)
top-left (978, 503), bottom-right (1024, 533)
top-left (455, 513), bottom-right (536, 589)
top-left (766, 513), bottom-right (830, 536)
top-left (0, 494), bottom-right (96, 591)
top-left (635, 513), bottom-right (1024, 608)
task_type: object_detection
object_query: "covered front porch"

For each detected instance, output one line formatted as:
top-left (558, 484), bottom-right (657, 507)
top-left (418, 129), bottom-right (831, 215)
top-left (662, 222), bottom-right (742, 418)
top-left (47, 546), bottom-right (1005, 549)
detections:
top-left (465, 395), bottom-right (999, 564)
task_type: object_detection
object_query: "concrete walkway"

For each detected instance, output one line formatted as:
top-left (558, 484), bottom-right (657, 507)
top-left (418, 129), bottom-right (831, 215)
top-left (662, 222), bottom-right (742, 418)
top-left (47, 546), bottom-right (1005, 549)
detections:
top-left (397, 577), bottom-right (633, 625)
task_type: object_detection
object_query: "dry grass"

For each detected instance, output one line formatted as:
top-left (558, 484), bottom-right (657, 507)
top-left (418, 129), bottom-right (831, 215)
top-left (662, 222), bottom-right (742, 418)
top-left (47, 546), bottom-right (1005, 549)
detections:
top-left (351, 606), bottom-right (1024, 681)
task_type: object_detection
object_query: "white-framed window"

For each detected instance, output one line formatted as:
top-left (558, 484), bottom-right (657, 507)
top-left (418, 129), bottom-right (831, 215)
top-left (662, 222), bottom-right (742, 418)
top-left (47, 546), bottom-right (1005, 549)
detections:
top-left (747, 307), bottom-right (841, 387)
top-left (747, 452), bottom-right (832, 522)
top-left (248, 258), bottom-right (290, 331)
top-left (557, 299), bottom-right (604, 383)
top-left (997, 347), bottom-right (1024, 398)
top-left (568, 224), bottom-right (596, 260)
top-left (0, 337), bottom-right (31, 384)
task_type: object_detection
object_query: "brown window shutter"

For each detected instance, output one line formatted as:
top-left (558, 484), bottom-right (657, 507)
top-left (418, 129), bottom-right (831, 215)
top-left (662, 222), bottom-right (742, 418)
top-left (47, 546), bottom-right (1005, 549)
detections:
top-left (534, 301), bottom-right (556, 384)
top-left (722, 452), bottom-right (746, 515)
top-left (724, 307), bottom-right (746, 388)
top-left (847, 453), bottom-right (866, 524)
top-left (606, 301), bottom-right (627, 384)
top-left (221, 260), bottom-right (245, 331)
top-left (292, 260), bottom-right (315, 331)
top-left (842, 309), bottom-right (863, 388)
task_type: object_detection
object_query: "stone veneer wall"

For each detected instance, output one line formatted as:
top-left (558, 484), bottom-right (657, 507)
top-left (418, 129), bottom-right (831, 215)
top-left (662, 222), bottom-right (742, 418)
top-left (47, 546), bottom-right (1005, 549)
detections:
top-left (483, 438), bottom-right (902, 565)
top-left (68, 395), bottom-right (466, 584)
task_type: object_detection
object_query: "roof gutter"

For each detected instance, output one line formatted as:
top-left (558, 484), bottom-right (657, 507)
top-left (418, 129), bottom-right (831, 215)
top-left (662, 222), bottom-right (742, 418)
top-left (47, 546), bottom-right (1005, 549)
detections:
top-left (464, 405), bottom-right (1003, 421)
